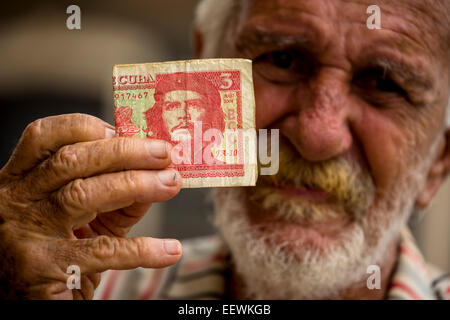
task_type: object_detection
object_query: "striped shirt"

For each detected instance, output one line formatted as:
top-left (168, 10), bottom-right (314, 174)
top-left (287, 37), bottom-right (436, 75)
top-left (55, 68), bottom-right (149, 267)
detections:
top-left (94, 228), bottom-right (450, 300)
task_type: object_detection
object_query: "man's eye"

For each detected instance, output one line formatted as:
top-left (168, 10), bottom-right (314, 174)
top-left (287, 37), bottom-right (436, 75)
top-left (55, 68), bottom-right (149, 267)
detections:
top-left (186, 101), bottom-right (202, 110)
top-left (374, 77), bottom-right (402, 93)
top-left (164, 102), bottom-right (180, 110)
top-left (270, 51), bottom-right (294, 69)
top-left (253, 50), bottom-right (311, 83)
top-left (353, 69), bottom-right (406, 97)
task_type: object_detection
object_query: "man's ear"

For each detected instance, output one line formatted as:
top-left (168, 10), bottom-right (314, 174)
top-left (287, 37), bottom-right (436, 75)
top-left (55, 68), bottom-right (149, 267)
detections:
top-left (415, 130), bottom-right (450, 209)
top-left (193, 28), bottom-right (204, 59)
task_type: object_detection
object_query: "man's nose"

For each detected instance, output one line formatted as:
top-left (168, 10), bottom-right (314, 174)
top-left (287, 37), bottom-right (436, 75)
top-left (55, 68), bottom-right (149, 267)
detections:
top-left (291, 72), bottom-right (353, 162)
top-left (177, 104), bottom-right (189, 120)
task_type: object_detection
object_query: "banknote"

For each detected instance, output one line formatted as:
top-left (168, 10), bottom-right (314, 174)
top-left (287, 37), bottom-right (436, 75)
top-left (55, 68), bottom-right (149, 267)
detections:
top-left (113, 59), bottom-right (257, 188)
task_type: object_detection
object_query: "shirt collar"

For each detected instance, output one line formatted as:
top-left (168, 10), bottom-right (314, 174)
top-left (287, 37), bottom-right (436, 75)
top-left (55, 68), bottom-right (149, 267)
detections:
top-left (386, 228), bottom-right (436, 299)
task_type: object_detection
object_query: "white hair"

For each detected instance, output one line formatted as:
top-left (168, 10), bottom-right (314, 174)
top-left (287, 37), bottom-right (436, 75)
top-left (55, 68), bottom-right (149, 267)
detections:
top-left (211, 136), bottom-right (432, 299)
top-left (194, 0), bottom-right (236, 58)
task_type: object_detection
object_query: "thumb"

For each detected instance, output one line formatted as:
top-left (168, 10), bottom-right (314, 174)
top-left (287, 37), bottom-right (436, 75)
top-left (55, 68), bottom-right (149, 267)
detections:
top-left (64, 236), bottom-right (182, 273)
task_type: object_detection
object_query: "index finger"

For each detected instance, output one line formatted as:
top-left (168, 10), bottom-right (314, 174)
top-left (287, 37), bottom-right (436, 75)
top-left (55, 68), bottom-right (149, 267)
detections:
top-left (2, 113), bottom-right (115, 176)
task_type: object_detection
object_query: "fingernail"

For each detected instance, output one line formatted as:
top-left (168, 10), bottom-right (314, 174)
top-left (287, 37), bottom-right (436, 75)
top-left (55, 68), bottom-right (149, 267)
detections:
top-left (148, 141), bottom-right (168, 159)
top-left (105, 127), bottom-right (116, 139)
top-left (157, 170), bottom-right (178, 186)
top-left (164, 239), bottom-right (181, 255)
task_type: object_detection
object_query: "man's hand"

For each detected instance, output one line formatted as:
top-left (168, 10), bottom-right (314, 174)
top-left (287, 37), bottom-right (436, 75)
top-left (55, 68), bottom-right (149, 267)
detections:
top-left (0, 113), bottom-right (183, 299)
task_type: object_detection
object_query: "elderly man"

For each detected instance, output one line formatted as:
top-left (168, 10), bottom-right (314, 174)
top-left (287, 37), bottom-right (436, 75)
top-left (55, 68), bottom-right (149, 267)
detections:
top-left (0, 0), bottom-right (449, 300)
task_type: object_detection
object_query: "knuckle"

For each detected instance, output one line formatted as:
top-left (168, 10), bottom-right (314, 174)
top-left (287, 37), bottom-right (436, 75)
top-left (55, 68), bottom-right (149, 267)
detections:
top-left (73, 112), bottom-right (96, 123)
top-left (60, 179), bottom-right (89, 209)
top-left (113, 137), bottom-right (134, 157)
top-left (23, 118), bottom-right (44, 142)
top-left (60, 113), bottom-right (90, 131)
top-left (90, 236), bottom-right (118, 260)
top-left (56, 113), bottom-right (101, 139)
top-left (70, 113), bottom-right (95, 129)
top-left (132, 237), bottom-right (148, 258)
top-left (121, 170), bottom-right (141, 190)
top-left (52, 146), bottom-right (79, 174)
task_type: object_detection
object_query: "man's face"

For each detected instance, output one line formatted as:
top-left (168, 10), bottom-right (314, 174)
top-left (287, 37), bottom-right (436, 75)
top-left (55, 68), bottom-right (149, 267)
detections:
top-left (162, 90), bottom-right (207, 138)
top-left (212, 0), bottom-right (450, 298)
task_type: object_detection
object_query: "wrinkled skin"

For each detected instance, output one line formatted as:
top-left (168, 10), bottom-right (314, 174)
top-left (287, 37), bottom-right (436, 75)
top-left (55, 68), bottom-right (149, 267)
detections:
top-left (218, 0), bottom-right (450, 209)
top-left (0, 114), bottom-right (183, 299)
top-left (200, 0), bottom-right (450, 298)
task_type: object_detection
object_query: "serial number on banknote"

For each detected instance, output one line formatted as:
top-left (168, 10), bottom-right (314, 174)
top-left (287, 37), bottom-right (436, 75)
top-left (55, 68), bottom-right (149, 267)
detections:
top-left (114, 91), bottom-right (151, 101)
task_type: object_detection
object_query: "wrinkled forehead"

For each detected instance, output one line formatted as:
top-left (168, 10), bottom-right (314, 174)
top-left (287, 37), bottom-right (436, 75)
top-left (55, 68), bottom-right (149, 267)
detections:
top-left (163, 90), bottom-right (202, 103)
top-left (235, 0), bottom-right (449, 59)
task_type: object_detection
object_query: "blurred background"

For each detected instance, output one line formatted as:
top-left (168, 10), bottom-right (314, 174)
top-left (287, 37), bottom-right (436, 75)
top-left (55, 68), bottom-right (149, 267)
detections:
top-left (0, 0), bottom-right (448, 274)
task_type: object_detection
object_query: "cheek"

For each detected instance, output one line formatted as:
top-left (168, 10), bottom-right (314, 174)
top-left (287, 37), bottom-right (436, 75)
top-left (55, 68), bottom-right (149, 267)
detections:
top-left (188, 109), bottom-right (205, 121)
top-left (163, 110), bottom-right (177, 125)
top-left (254, 72), bottom-right (420, 196)
top-left (353, 106), bottom-right (409, 193)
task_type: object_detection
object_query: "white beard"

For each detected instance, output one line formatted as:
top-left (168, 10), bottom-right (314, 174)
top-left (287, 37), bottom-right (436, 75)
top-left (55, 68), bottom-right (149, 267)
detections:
top-left (212, 156), bottom-right (431, 299)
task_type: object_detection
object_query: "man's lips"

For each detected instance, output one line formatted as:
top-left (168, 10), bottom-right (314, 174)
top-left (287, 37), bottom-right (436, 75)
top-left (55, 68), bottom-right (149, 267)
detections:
top-left (171, 123), bottom-right (188, 133)
top-left (248, 183), bottom-right (352, 241)
top-left (278, 184), bottom-right (334, 202)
